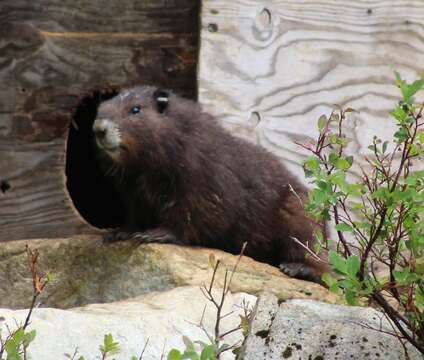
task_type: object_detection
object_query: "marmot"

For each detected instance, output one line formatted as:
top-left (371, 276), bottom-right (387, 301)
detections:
top-left (93, 86), bottom-right (327, 283)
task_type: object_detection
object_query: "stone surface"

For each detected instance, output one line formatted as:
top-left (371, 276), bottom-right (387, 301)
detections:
top-left (0, 236), bottom-right (338, 309)
top-left (0, 286), bottom-right (255, 360)
top-left (242, 293), bottom-right (422, 360)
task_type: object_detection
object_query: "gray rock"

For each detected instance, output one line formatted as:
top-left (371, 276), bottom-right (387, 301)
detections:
top-left (0, 236), bottom-right (338, 309)
top-left (0, 286), bottom-right (256, 360)
top-left (241, 293), bottom-right (422, 360)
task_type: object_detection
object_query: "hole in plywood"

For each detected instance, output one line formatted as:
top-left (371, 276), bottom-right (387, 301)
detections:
top-left (256, 8), bottom-right (272, 31)
top-left (248, 111), bottom-right (262, 127)
top-left (208, 23), bottom-right (218, 33)
top-left (0, 180), bottom-right (11, 194)
top-left (65, 88), bottom-right (125, 228)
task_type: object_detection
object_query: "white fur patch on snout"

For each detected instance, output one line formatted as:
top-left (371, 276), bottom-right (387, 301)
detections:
top-left (92, 118), bottom-right (122, 159)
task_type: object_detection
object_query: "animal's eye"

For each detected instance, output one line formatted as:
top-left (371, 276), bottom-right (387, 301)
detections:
top-left (130, 105), bottom-right (142, 115)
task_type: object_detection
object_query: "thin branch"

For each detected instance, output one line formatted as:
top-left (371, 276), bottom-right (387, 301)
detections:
top-left (290, 236), bottom-right (324, 262)
top-left (138, 338), bottom-right (149, 360)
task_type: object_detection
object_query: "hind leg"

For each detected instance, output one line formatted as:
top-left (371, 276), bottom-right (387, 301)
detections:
top-left (279, 257), bottom-right (330, 285)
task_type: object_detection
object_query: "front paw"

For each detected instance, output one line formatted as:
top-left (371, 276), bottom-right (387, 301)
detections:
top-left (103, 228), bottom-right (177, 244)
top-left (103, 229), bottom-right (134, 243)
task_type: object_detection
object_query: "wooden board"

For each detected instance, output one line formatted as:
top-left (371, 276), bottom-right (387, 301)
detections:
top-left (198, 0), bottom-right (424, 182)
top-left (0, 0), bottom-right (199, 241)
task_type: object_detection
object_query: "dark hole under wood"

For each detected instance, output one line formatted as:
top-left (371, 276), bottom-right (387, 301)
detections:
top-left (66, 89), bottom-right (125, 229)
top-left (0, 180), bottom-right (11, 194)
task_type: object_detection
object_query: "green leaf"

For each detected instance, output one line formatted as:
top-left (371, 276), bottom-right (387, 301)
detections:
top-left (168, 349), bottom-right (183, 360)
top-left (373, 187), bottom-right (389, 199)
top-left (5, 342), bottom-right (21, 359)
top-left (390, 105), bottom-right (407, 122)
top-left (318, 115), bottom-right (327, 131)
top-left (393, 269), bottom-right (421, 285)
top-left (394, 127), bottom-right (409, 142)
top-left (46, 272), bottom-right (57, 282)
top-left (345, 288), bottom-right (358, 305)
top-left (418, 132), bottom-right (424, 144)
top-left (314, 229), bottom-right (325, 243)
top-left (5, 328), bottom-right (25, 360)
top-left (200, 345), bottom-right (217, 360)
top-left (346, 184), bottom-right (365, 196)
top-left (346, 255), bottom-right (360, 277)
top-left (408, 143), bottom-right (420, 156)
top-left (304, 157), bottom-right (321, 172)
top-left (6, 352), bottom-right (23, 360)
top-left (329, 250), bottom-right (348, 274)
top-left (311, 188), bottom-right (328, 204)
top-left (23, 330), bottom-right (36, 347)
top-left (382, 141), bottom-right (389, 153)
top-left (182, 336), bottom-right (195, 352)
top-left (329, 152), bottom-right (339, 166)
top-left (100, 333), bottom-right (120, 355)
top-left (402, 78), bottom-right (424, 102)
top-left (322, 273), bottom-right (339, 293)
top-left (415, 286), bottom-right (424, 312)
top-left (352, 221), bottom-right (370, 230)
top-left (335, 158), bottom-right (352, 170)
top-left (335, 223), bottom-right (353, 233)
top-left (182, 350), bottom-right (200, 360)
top-left (329, 134), bottom-right (338, 144)
top-left (317, 180), bottom-right (332, 193)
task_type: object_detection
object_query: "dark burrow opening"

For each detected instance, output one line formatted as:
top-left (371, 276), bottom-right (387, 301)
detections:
top-left (66, 89), bottom-right (125, 229)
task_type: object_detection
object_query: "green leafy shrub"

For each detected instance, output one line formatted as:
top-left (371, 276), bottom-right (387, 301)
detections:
top-left (301, 73), bottom-right (424, 354)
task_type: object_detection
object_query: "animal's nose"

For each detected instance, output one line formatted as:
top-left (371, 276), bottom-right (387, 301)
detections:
top-left (93, 119), bottom-right (108, 139)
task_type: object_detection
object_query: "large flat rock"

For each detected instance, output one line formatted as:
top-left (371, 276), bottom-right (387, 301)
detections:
top-left (0, 236), bottom-right (337, 309)
top-left (0, 286), bottom-right (254, 360)
top-left (241, 293), bottom-right (422, 360)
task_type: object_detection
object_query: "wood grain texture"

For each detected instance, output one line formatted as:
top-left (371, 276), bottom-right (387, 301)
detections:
top-left (198, 0), bottom-right (424, 182)
top-left (0, 0), bottom-right (199, 241)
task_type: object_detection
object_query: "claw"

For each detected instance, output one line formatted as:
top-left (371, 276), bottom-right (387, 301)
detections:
top-left (103, 230), bottom-right (132, 243)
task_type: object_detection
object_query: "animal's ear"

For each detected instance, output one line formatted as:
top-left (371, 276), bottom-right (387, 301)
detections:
top-left (153, 89), bottom-right (169, 114)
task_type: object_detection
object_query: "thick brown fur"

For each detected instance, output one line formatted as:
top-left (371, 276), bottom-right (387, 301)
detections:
top-left (94, 86), bottom-right (328, 283)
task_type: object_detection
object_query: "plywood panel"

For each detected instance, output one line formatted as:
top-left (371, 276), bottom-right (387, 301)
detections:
top-left (198, 0), bottom-right (424, 181)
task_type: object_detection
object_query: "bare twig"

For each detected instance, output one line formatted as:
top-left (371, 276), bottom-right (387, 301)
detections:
top-left (159, 339), bottom-right (167, 360)
top-left (138, 338), bottom-right (149, 360)
top-left (289, 236), bottom-right (324, 262)
top-left (197, 243), bottom-right (249, 358)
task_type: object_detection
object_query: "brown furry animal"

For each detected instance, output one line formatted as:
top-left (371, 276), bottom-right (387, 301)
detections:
top-left (93, 86), bottom-right (327, 283)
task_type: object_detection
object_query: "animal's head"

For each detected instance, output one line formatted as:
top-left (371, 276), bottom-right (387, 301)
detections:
top-left (93, 86), bottom-right (200, 169)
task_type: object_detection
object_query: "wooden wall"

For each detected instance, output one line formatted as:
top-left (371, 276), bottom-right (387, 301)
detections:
top-left (0, 0), bottom-right (199, 241)
top-left (198, 0), bottom-right (424, 182)
top-left (2, 0), bottom-right (424, 242)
